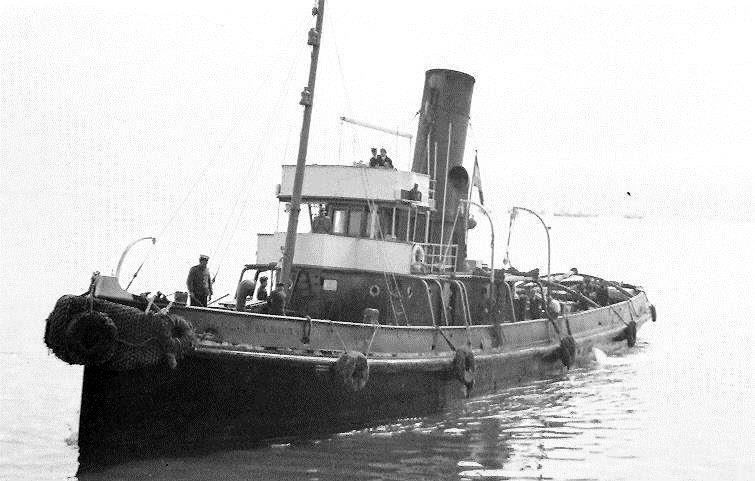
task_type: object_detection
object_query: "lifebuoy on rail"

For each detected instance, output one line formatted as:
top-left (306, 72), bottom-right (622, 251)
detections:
top-left (411, 244), bottom-right (426, 265)
top-left (453, 346), bottom-right (476, 391)
top-left (64, 310), bottom-right (118, 365)
top-left (333, 351), bottom-right (370, 391)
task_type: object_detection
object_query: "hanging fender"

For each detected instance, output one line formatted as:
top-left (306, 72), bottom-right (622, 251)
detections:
top-left (333, 351), bottom-right (370, 391)
top-left (625, 320), bottom-right (637, 347)
top-left (452, 346), bottom-right (475, 392)
top-left (559, 335), bottom-right (577, 368)
top-left (64, 310), bottom-right (118, 365)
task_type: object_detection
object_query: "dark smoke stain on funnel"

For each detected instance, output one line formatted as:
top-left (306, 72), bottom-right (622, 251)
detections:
top-left (448, 165), bottom-right (469, 191)
top-left (411, 69), bottom-right (475, 270)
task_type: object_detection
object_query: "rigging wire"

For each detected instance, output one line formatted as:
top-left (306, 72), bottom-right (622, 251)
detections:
top-left (155, 68), bottom-right (270, 241)
top-left (129, 13), bottom-right (314, 293)
top-left (209, 14), bottom-right (310, 261)
top-left (211, 41), bottom-right (308, 280)
top-left (327, 10), bottom-right (352, 113)
top-left (210, 40), bottom-right (306, 261)
top-left (157, 12), bottom-right (309, 244)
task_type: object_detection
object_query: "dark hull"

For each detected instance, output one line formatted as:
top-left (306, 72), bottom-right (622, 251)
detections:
top-left (77, 310), bottom-right (645, 470)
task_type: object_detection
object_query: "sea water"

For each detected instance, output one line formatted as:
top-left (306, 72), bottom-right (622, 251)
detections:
top-left (1, 193), bottom-right (752, 480)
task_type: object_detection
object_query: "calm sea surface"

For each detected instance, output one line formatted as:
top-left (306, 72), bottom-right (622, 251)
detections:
top-left (1, 193), bottom-right (752, 480)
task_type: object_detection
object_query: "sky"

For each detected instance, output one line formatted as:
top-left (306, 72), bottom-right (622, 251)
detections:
top-left (0, 0), bottom-right (753, 290)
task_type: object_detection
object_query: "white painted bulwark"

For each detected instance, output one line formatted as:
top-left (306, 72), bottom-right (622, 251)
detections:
top-left (257, 232), bottom-right (412, 274)
top-left (278, 165), bottom-right (430, 207)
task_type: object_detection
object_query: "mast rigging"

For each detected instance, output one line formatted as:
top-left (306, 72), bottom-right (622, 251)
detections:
top-left (279, 0), bottom-right (326, 289)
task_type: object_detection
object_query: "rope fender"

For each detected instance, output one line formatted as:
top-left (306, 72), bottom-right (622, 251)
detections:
top-left (453, 345), bottom-right (475, 391)
top-left (650, 304), bottom-right (657, 322)
top-left (64, 310), bottom-right (118, 365)
top-left (45, 295), bottom-right (196, 371)
top-left (333, 351), bottom-right (369, 392)
top-left (559, 335), bottom-right (577, 368)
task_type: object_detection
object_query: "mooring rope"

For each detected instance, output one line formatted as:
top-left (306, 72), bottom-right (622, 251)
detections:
top-left (329, 320), bottom-right (349, 352)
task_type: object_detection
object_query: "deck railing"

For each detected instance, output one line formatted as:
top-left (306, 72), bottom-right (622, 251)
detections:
top-left (413, 242), bottom-right (457, 274)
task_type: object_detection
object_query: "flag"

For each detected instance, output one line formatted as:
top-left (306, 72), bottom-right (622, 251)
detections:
top-left (471, 152), bottom-right (484, 205)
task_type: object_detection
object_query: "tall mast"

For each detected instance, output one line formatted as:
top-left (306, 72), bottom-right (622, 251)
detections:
top-left (279, 0), bottom-right (325, 288)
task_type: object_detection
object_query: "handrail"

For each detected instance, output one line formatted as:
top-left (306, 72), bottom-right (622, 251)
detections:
top-left (419, 279), bottom-right (437, 328)
top-left (460, 199), bottom-right (494, 286)
top-left (414, 242), bottom-right (458, 273)
top-left (502, 281), bottom-right (517, 323)
top-left (512, 206), bottom-right (550, 305)
top-left (429, 278), bottom-right (449, 326)
top-left (454, 280), bottom-right (473, 347)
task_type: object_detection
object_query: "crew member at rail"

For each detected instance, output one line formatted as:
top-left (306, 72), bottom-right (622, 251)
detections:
top-left (368, 147), bottom-right (382, 167)
top-left (312, 205), bottom-right (332, 233)
top-left (408, 183), bottom-right (422, 201)
top-left (257, 276), bottom-right (269, 302)
top-left (268, 283), bottom-right (286, 315)
top-left (379, 148), bottom-right (393, 169)
top-left (187, 255), bottom-right (213, 307)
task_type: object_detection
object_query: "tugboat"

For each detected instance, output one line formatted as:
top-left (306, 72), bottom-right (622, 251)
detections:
top-left (43, 0), bottom-right (654, 469)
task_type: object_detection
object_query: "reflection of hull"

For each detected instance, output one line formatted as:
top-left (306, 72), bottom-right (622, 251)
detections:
top-left (77, 293), bottom-right (651, 470)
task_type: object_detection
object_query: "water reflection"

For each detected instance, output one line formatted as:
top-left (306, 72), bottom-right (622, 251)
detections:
top-left (77, 352), bottom-right (649, 481)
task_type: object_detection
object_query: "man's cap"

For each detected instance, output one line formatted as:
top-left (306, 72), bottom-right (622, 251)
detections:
top-left (199, 255), bottom-right (209, 261)
top-left (371, 147), bottom-right (377, 152)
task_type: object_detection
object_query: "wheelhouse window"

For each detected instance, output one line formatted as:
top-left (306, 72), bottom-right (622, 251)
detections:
top-left (332, 208), bottom-right (348, 234)
top-left (325, 204), bottom-right (367, 238)
top-left (348, 209), bottom-right (364, 236)
top-left (310, 201), bottom-right (427, 243)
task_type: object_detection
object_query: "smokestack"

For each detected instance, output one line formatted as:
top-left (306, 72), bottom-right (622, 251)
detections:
top-left (411, 69), bottom-right (475, 269)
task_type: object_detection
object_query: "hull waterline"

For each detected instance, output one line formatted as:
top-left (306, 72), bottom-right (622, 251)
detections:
top-left (76, 296), bottom-right (649, 470)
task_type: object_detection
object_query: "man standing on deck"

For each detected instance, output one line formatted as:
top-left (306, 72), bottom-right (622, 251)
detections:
top-left (268, 283), bottom-right (287, 315)
top-left (379, 148), bottom-right (393, 169)
top-left (311, 205), bottom-right (332, 233)
top-left (368, 147), bottom-right (382, 167)
top-left (187, 255), bottom-right (213, 307)
top-left (257, 276), bottom-right (269, 302)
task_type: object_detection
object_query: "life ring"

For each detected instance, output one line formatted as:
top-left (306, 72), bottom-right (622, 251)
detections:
top-left (625, 320), bottom-right (637, 347)
top-left (369, 285), bottom-right (381, 297)
top-left (650, 304), bottom-right (657, 322)
top-left (453, 346), bottom-right (475, 391)
top-left (64, 310), bottom-right (118, 365)
top-left (333, 351), bottom-right (370, 391)
top-left (411, 244), bottom-right (426, 265)
top-left (559, 335), bottom-right (577, 368)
